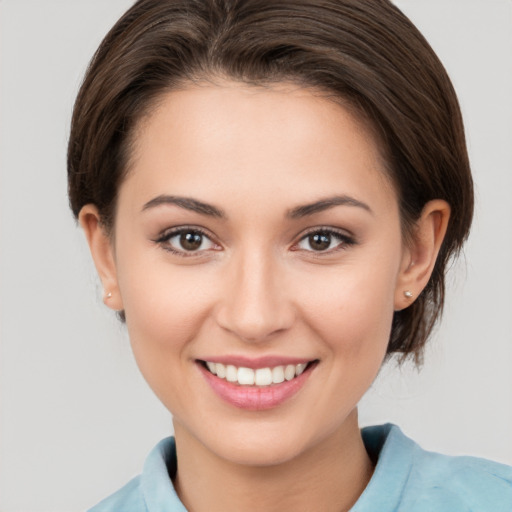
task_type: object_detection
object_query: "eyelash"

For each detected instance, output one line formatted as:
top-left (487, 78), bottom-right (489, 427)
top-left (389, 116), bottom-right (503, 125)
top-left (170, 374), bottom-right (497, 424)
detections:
top-left (292, 227), bottom-right (356, 255)
top-left (153, 226), bottom-right (356, 258)
top-left (154, 226), bottom-right (219, 258)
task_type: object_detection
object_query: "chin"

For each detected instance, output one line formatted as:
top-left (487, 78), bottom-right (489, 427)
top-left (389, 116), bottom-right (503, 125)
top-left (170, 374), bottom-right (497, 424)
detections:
top-left (178, 410), bottom-right (346, 469)
top-left (213, 431), bottom-right (312, 467)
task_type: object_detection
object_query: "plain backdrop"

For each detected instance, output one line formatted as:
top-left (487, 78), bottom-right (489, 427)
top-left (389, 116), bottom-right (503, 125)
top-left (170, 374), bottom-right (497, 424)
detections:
top-left (1, 1), bottom-right (511, 511)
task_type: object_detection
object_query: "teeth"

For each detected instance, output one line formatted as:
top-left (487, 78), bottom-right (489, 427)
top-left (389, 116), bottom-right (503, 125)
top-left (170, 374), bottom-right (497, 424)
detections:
top-left (255, 368), bottom-right (272, 386)
top-left (226, 365), bottom-right (238, 383)
top-left (205, 361), bottom-right (310, 386)
top-left (216, 363), bottom-right (226, 379)
top-left (237, 367), bottom-right (255, 385)
top-left (284, 364), bottom-right (296, 381)
top-left (296, 363), bottom-right (307, 376)
top-left (272, 366), bottom-right (285, 384)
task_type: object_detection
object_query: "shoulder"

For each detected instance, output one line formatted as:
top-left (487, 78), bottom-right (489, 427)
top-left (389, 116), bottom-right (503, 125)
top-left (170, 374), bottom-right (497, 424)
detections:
top-left (355, 424), bottom-right (512, 512)
top-left (87, 436), bottom-right (185, 512)
top-left (406, 443), bottom-right (512, 511)
top-left (87, 475), bottom-right (146, 512)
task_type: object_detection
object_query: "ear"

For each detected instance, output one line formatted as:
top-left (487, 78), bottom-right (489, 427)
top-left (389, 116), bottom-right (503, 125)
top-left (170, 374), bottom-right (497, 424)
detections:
top-left (394, 199), bottom-right (450, 311)
top-left (79, 205), bottom-right (124, 311)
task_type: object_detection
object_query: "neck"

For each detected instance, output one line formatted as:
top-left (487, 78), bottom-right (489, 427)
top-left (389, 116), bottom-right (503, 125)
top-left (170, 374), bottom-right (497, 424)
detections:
top-left (173, 409), bottom-right (373, 512)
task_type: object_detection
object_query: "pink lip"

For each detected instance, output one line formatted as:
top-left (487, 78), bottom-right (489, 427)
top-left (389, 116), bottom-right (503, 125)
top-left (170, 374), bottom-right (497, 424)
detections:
top-left (198, 361), bottom-right (316, 411)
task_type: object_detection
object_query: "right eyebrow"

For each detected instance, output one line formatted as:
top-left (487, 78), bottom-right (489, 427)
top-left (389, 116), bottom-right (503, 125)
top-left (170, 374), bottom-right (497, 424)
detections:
top-left (141, 195), bottom-right (226, 219)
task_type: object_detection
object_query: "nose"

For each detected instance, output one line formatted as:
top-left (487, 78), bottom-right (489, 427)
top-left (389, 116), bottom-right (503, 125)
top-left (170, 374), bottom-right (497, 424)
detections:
top-left (215, 249), bottom-right (295, 343)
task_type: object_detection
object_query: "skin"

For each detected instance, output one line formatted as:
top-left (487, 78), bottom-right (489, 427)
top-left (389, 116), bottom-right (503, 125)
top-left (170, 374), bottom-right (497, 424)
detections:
top-left (80, 82), bottom-right (450, 512)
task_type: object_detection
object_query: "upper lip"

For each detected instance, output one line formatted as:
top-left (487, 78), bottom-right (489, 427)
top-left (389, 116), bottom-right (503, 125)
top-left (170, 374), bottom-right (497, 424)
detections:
top-left (197, 355), bottom-right (316, 369)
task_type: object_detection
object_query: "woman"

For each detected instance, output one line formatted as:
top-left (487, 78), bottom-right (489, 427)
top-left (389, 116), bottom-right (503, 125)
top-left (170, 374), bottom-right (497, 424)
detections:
top-left (67, 0), bottom-right (512, 510)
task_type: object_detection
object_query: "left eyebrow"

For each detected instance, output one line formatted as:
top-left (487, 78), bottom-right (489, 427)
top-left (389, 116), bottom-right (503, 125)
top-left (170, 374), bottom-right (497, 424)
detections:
top-left (287, 195), bottom-right (373, 218)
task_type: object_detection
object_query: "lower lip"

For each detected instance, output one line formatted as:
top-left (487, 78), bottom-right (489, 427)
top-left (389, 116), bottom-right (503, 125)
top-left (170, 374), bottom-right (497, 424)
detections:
top-left (198, 363), bottom-right (315, 411)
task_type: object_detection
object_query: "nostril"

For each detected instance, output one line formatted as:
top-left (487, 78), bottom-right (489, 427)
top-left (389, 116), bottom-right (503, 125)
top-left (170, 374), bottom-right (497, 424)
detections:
top-left (215, 301), bottom-right (295, 343)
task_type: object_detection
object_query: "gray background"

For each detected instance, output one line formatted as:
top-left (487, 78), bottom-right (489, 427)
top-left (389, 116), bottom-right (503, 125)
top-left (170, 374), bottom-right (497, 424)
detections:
top-left (1, 1), bottom-right (511, 510)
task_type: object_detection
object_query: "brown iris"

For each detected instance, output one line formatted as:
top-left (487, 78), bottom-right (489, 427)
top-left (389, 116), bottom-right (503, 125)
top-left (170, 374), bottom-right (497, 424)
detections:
top-left (180, 231), bottom-right (203, 251)
top-left (308, 232), bottom-right (332, 251)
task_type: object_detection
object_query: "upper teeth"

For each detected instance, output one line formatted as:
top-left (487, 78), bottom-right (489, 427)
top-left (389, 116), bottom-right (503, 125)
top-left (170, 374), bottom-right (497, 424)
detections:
top-left (206, 362), bottom-right (308, 386)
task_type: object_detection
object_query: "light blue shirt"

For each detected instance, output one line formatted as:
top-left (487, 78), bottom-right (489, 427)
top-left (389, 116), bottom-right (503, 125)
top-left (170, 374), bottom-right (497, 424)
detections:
top-left (88, 424), bottom-right (512, 511)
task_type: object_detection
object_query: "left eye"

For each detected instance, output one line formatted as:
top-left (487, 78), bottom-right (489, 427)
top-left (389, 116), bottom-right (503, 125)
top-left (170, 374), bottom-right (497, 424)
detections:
top-left (159, 229), bottom-right (217, 254)
top-left (296, 230), bottom-right (351, 252)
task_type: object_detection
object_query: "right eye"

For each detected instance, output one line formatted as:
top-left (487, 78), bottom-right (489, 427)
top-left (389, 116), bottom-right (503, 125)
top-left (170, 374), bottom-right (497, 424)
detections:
top-left (156, 227), bottom-right (218, 256)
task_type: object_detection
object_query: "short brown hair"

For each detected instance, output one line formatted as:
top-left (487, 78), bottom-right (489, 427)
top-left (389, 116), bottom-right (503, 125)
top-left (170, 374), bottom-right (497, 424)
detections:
top-left (68, 0), bottom-right (473, 362)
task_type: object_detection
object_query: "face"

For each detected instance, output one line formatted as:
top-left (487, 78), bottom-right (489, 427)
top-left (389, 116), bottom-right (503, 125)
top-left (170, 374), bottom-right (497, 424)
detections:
top-left (97, 83), bottom-right (412, 466)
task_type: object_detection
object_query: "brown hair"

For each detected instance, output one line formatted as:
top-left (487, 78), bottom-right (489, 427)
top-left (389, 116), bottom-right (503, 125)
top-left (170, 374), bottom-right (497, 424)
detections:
top-left (68, 0), bottom-right (473, 362)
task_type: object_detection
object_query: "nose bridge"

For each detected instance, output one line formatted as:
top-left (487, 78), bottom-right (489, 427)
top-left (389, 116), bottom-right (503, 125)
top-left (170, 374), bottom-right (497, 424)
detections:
top-left (216, 244), bottom-right (293, 342)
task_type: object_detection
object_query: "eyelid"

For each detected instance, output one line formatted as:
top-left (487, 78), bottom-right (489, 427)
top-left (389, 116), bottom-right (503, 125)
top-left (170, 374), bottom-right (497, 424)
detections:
top-left (155, 225), bottom-right (212, 241)
top-left (291, 226), bottom-right (356, 253)
top-left (153, 225), bottom-right (221, 257)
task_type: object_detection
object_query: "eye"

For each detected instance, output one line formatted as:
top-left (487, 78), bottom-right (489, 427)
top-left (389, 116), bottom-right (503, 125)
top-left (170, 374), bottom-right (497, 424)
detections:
top-left (295, 229), bottom-right (354, 253)
top-left (155, 227), bottom-right (218, 256)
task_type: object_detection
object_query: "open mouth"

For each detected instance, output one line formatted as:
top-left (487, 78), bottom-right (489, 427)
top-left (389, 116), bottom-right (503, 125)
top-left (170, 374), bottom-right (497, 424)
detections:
top-left (200, 360), bottom-right (318, 387)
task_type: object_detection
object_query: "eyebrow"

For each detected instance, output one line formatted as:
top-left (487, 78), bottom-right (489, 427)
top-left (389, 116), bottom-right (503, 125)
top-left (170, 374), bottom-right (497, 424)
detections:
top-left (287, 195), bottom-right (372, 218)
top-left (141, 194), bottom-right (371, 219)
top-left (142, 195), bottom-right (226, 218)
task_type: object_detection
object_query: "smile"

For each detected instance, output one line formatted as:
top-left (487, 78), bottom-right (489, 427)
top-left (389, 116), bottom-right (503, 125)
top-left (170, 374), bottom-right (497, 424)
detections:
top-left (204, 361), bottom-right (309, 387)
top-left (198, 359), bottom-right (317, 410)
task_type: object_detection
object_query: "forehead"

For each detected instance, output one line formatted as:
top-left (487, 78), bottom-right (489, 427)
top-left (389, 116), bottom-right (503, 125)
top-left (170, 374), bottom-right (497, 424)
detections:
top-left (122, 82), bottom-right (397, 216)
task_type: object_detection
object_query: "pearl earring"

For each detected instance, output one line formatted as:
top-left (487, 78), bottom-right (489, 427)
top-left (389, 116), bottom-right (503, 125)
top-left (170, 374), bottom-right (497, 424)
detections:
top-left (404, 290), bottom-right (413, 299)
top-left (106, 292), bottom-right (112, 299)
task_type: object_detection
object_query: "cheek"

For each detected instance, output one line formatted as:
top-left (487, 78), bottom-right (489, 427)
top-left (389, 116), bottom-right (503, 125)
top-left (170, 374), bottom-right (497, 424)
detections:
top-left (120, 275), bottom-right (218, 415)
top-left (113, 246), bottom-right (216, 391)
top-left (295, 253), bottom-right (400, 358)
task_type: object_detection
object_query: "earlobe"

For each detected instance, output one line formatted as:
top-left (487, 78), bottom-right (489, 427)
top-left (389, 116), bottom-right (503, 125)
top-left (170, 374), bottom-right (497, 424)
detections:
top-left (394, 199), bottom-right (450, 311)
top-left (78, 205), bottom-right (123, 311)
